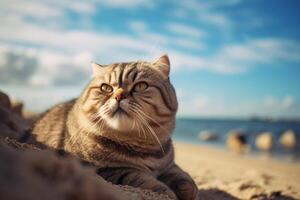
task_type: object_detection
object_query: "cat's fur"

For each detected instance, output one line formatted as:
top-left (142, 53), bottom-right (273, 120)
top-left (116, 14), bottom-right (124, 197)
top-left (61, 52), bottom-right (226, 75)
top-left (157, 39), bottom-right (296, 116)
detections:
top-left (31, 55), bottom-right (198, 200)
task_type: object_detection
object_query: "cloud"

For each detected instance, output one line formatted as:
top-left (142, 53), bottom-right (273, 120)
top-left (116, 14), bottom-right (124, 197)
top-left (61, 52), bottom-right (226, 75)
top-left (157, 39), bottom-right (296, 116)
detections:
top-left (172, 38), bottom-right (204, 50)
top-left (0, 0), bottom-right (96, 22)
top-left (178, 0), bottom-right (243, 11)
top-left (197, 12), bottom-right (231, 28)
top-left (205, 38), bottom-right (300, 73)
top-left (264, 96), bottom-right (296, 110)
top-left (128, 20), bottom-right (148, 32)
top-left (95, 0), bottom-right (155, 8)
top-left (166, 23), bottom-right (205, 38)
top-left (1, 0), bottom-right (300, 87)
top-left (282, 96), bottom-right (295, 109)
top-left (172, 0), bottom-right (236, 33)
top-left (177, 91), bottom-right (299, 118)
top-left (0, 47), bottom-right (38, 84)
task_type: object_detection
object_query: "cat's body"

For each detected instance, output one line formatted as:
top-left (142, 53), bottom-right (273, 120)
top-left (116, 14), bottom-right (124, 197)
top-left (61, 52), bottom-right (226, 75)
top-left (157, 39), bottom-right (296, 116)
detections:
top-left (31, 55), bottom-right (198, 200)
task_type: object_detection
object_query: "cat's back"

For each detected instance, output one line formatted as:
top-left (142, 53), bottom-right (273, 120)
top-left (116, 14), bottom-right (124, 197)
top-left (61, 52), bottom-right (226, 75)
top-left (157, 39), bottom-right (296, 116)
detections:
top-left (31, 99), bottom-right (76, 148)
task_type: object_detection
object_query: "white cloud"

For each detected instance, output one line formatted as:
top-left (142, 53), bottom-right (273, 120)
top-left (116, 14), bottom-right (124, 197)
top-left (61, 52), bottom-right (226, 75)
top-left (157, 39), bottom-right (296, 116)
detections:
top-left (205, 38), bottom-right (300, 73)
top-left (264, 95), bottom-right (296, 110)
top-left (1, 0), bottom-right (300, 87)
top-left (0, 0), bottom-right (63, 19)
top-left (178, 0), bottom-right (242, 11)
top-left (172, 0), bottom-right (235, 32)
top-left (173, 38), bottom-right (205, 50)
top-left (166, 23), bottom-right (205, 38)
top-left (129, 20), bottom-right (205, 51)
top-left (128, 20), bottom-right (148, 32)
top-left (0, 0), bottom-right (96, 22)
top-left (197, 12), bottom-right (231, 28)
top-left (282, 96), bottom-right (295, 109)
top-left (177, 92), bottom-right (299, 118)
top-left (95, 0), bottom-right (155, 8)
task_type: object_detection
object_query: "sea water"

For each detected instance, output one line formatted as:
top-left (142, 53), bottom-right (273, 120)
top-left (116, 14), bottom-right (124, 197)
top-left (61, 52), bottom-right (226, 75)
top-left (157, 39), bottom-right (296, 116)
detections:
top-left (173, 118), bottom-right (300, 160)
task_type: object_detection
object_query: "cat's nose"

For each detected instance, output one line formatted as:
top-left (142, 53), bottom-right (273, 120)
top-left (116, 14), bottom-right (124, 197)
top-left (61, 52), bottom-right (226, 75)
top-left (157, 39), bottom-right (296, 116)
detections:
top-left (114, 88), bottom-right (125, 102)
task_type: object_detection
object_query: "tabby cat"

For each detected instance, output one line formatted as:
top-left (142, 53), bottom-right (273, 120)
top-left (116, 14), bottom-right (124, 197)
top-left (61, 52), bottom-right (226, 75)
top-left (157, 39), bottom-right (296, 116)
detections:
top-left (31, 55), bottom-right (198, 200)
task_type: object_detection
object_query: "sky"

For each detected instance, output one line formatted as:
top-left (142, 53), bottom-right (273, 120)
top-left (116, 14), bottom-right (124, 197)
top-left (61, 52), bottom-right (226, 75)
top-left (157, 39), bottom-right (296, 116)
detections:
top-left (0, 0), bottom-right (300, 119)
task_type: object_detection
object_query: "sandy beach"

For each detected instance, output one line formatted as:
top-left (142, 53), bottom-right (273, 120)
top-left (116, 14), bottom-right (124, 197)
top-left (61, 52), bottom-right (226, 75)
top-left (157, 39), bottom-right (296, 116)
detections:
top-left (174, 142), bottom-right (300, 199)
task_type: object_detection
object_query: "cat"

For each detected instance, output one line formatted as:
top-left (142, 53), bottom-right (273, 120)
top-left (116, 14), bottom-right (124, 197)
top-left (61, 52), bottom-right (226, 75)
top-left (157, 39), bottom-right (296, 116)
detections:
top-left (31, 55), bottom-right (198, 200)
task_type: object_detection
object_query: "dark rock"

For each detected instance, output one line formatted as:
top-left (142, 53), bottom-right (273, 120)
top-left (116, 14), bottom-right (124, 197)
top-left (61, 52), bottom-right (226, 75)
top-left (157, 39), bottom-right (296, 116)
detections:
top-left (226, 130), bottom-right (249, 153)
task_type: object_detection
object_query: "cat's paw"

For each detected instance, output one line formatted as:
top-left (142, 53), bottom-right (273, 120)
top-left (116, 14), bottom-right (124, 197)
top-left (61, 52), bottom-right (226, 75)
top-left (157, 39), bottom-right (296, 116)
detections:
top-left (172, 179), bottom-right (199, 200)
top-left (152, 184), bottom-right (177, 199)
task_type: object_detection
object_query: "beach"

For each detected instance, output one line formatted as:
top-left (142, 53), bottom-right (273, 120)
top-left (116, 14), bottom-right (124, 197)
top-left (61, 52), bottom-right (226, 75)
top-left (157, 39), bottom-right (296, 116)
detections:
top-left (174, 142), bottom-right (300, 199)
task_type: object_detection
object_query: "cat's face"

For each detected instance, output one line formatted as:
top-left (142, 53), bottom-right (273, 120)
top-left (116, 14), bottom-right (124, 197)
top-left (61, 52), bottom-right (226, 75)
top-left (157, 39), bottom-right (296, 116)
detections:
top-left (80, 55), bottom-right (178, 145)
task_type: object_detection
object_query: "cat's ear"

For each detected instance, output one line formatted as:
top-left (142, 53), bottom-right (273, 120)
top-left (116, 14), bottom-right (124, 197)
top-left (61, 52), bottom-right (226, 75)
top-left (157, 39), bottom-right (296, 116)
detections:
top-left (91, 62), bottom-right (106, 76)
top-left (152, 54), bottom-right (170, 79)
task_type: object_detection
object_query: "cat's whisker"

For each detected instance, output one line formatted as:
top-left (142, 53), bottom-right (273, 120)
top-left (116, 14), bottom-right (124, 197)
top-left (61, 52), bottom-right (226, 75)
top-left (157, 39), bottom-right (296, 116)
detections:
top-left (141, 118), bottom-right (165, 155)
top-left (131, 104), bottom-right (170, 135)
top-left (129, 102), bottom-right (169, 140)
top-left (131, 109), bottom-right (165, 155)
top-left (131, 119), bottom-right (141, 138)
top-left (129, 108), bottom-right (146, 139)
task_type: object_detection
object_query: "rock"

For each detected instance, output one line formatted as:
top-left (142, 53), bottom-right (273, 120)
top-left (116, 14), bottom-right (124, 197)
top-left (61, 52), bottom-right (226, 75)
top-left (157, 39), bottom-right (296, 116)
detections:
top-left (0, 91), bottom-right (11, 108)
top-left (0, 105), bottom-right (28, 139)
top-left (280, 130), bottom-right (297, 149)
top-left (198, 131), bottom-right (218, 141)
top-left (0, 91), bottom-right (29, 139)
top-left (226, 131), bottom-right (249, 153)
top-left (255, 132), bottom-right (273, 151)
top-left (11, 100), bottom-right (24, 116)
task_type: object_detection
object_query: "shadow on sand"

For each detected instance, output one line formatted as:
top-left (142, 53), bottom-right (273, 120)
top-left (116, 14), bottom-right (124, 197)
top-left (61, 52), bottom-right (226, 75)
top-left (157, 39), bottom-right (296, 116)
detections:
top-left (197, 189), bottom-right (298, 200)
top-left (197, 189), bottom-right (239, 200)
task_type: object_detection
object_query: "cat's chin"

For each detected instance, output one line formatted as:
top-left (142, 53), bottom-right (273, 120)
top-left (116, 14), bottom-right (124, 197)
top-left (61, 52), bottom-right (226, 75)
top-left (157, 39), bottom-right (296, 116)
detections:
top-left (104, 111), bottom-right (134, 132)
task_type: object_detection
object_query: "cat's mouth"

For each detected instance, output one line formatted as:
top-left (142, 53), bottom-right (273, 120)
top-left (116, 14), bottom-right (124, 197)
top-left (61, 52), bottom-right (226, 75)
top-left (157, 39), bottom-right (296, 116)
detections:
top-left (111, 107), bottom-right (130, 117)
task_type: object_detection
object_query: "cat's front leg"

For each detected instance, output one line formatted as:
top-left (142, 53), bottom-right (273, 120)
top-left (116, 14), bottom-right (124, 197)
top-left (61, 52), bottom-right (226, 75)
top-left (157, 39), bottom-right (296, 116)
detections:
top-left (97, 167), bottom-right (177, 199)
top-left (158, 164), bottom-right (199, 200)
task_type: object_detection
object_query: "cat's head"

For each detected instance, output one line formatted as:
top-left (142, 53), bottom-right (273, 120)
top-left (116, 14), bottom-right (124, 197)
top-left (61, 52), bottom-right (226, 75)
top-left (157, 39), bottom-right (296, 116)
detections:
top-left (79, 55), bottom-right (178, 146)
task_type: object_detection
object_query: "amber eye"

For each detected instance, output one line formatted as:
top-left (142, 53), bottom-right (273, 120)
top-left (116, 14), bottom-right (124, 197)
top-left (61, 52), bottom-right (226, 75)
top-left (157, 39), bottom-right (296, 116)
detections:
top-left (133, 82), bottom-right (148, 92)
top-left (100, 83), bottom-right (113, 93)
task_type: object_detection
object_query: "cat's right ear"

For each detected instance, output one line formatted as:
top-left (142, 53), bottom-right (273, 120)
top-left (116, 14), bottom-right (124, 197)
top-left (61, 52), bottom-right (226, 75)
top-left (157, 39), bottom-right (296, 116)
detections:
top-left (91, 62), bottom-right (106, 76)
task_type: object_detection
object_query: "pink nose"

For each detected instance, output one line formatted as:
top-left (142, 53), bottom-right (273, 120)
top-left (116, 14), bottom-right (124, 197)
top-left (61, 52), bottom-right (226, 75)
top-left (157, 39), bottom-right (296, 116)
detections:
top-left (114, 88), bottom-right (125, 102)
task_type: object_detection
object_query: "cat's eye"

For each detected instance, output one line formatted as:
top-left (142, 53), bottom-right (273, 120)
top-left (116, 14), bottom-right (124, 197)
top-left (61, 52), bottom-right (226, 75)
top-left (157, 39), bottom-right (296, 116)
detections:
top-left (100, 83), bottom-right (113, 93)
top-left (133, 82), bottom-right (148, 92)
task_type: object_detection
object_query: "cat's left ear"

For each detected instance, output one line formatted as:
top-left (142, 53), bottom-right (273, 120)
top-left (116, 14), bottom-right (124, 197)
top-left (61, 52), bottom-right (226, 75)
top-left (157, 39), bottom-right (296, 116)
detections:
top-left (152, 54), bottom-right (170, 79)
top-left (91, 62), bottom-right (106, 76)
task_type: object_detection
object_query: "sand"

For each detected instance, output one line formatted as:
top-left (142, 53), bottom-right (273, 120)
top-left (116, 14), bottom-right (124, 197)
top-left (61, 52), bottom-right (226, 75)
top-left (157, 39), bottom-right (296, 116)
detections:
top-left (174, 142), bottom-right (300, 200)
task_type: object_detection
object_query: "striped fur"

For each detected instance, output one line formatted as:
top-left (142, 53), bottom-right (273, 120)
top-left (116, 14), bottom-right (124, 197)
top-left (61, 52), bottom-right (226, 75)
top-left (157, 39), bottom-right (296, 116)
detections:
top-left (31, 55), bottom-right (198, 200)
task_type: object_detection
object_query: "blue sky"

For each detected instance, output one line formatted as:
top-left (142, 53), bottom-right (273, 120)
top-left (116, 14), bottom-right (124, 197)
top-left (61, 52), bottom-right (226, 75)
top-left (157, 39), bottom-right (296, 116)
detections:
top-left (0, 0), bottom-right (300, 119)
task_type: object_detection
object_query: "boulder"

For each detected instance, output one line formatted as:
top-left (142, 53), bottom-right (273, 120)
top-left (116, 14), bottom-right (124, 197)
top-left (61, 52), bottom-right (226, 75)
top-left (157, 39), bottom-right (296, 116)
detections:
top-left (255, 132), bottom-right (273, 151)
top-left (11, 100), bottom-right (24, 115)
top-left (198, 131), bottom-right (218, 141)
top-left (0, 91), bottom-right (11, 108)
top-left (0, 99), bottom-right (29, 139)
top-left (226, 131), bottom-right (249, 153)
top-left (280, 130), bottom-right (297, 149)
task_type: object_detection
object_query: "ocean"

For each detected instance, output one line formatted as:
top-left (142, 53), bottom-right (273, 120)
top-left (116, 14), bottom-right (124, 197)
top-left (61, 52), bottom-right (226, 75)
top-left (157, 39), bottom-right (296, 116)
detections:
top-left (173, 118), bottom-right (300, 160)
